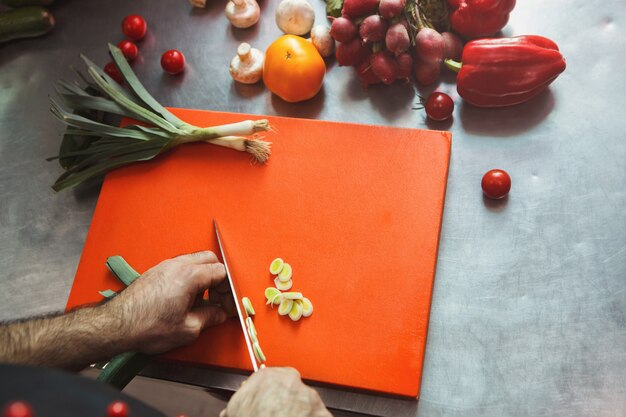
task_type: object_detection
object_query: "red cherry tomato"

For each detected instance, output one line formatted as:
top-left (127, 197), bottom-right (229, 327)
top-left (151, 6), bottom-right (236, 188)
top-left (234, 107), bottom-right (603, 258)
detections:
top-left (3, 401), bottom-right (34, 417)
top-left (104, 62), bottom-right (123, 84)
top-left (160, 50), bottom-right (185, 75)
top-left (117, 40), bottom-right (138, 61)
top-left (122, 15), bottom-right (147, 41)
top-left (107, 401), bottom-right (129, 417)
top-left (425, 92), bottom-right (454, 121)
top-left (481, 169), bottom-right (511, 199)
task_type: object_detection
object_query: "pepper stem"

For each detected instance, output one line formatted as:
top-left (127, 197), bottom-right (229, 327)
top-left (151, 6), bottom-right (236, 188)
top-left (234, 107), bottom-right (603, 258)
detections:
top-left (444, 59), bottom-right (462, 73)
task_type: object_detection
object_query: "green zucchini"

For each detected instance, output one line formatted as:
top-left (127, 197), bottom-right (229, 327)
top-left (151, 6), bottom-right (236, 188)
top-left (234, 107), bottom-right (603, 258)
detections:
top-left (0, 0), bottom-right (54, 7)
top-left (0, 6), bottom-right (54, 44)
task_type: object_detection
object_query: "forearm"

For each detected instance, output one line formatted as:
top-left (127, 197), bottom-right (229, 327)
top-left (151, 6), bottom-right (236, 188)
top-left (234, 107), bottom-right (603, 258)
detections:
top-left (0, 303), bottom-right (129, 371)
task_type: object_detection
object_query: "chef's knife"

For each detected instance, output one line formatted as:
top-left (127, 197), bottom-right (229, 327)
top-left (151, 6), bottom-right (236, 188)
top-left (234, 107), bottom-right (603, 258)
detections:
top-left (214, 220), bottom-right (260, 372)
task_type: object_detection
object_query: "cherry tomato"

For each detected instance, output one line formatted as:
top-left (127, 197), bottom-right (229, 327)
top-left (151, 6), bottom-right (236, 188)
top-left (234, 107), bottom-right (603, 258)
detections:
top-left (117, 40), bottom-right (138, 61)
top-left (122, 15), bottom-right (147, 41)
top-left (104, 62), bottom-right (123, 84)
top-left (425, 92), bottom-right (454, 121)
top-left (3, 401), bottom-right (34, 417)
top-left (481, 169), bottom-right (511, 199)
top-left (160, 50), bottom-right (185, 75)
top-left (263, 35), bottom-right (325, 103)
top-left (107, 401), bottom-right (129, 417)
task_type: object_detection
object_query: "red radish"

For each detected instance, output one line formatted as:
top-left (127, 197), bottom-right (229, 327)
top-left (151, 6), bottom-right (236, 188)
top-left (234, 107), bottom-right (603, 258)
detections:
top-left (356, 60), bottom-right (381, 88)
top-left (370, 50), bottom-right (398, 85)
top-left (385, 22), bottom-right (410, 55)
top-left (336, 37), bottom-right (370, 66)
top-left (415, 28), bottom-right (444, 64)
top-left (104, 62), bottom-right (123, 84)
top-left (122, 14), bottom-right (147, 41)
top-left (329, 16), bottom-right (357, 42)
top-left (396, 52), bottom-right (413, 80)
top-left (117, 40), bottom-right (138, 61)
top-left (359, 15), bottom-right (388, 43)
top-left (379, 0), bottom-right (406, 19)
top-left (442, 31), bottom-right (463, 60)
top-left (342, 0), bottom-right (379, 18)
top-left (413, 55), bottom-right (440, 85)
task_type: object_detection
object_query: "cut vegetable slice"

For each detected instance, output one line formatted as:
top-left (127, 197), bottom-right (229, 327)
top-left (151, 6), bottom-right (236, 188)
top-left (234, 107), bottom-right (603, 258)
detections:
top-left (289, 300), bottom-right (304, 321)
top-left (274, 277), bottom-right (292, 291)
top-left (245, 317), bottom-right (253, 328)
top-left (278, 298), bottom-right (294, 316)
top-left (301, 297), bottom-right (314, 317)
top-left (265, 287), bottom-right (282, 306)
top-left (253, 342), bottom-right (266, 363)
top-left (247, 320), bottom-right (258, 343)
top-left (269, 258), bottom-right (285, 275)
top-left (242, 297), bottom-right (255, 316)
top-left (282, 292), bottom-right (303, 300)
top-left (277, 263), bottom-right (292, 282)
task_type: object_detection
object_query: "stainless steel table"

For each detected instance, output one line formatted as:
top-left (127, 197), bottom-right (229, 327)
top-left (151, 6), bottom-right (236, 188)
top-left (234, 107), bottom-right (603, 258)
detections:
top-left (1, 1), bottom-right (624, 416)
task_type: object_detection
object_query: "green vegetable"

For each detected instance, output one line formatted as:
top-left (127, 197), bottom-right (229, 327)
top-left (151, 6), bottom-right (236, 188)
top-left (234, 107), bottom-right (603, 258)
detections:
top-left (274, 277), bottom-right (292, 291)
top-left (252, 342), bottom-right (266, 363)
top-left (277, 262), bottom-right (292, 282)
top-left (98, 289), bottom-right (118, 299)
top-left (269, 258), bottom-right (284, 275)
top-left (278, 298), bottom-right (293, 316)
top-left (242, 296), bottom-right (255, 316)
top-left (0, 6), bottom-right (54, 44)
top-left (48, 44), bottom-right (272, 191)
top-left (105, 255), bottom-right (140, 286)
top-left (265, 287), bottom-right (282, 306)
top-left (325, 0), bottom-right (344, 18)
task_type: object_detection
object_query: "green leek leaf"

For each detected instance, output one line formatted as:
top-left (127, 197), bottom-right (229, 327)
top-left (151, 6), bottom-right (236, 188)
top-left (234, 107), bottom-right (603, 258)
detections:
top-left (99, 289), bottom-right (118, 298)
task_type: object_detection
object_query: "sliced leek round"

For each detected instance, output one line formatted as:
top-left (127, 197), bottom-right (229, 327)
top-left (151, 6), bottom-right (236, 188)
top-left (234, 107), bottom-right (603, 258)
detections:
top-left (242, 297), bottom-right (255, 316)
top-left (265, 287), bottom-right (282, 305)
top-left (288, 300), bottom-right (304, 321)
top-left (282, 291), bottom-right (303, 300)
top-left (274, 277), bottom-right (292, 291)
top-left (278, 298), bottom-right (294, 315)
top-left (247, 320), bottom-right (258, 343)
top-left (301, 297), bottom-right (314, 317)
top-left (253, 341), bottom-right (266, 363)
top-left (277, 263), bottom-right (292, 282)
top-left (269, 258), bottom-right (284, 275)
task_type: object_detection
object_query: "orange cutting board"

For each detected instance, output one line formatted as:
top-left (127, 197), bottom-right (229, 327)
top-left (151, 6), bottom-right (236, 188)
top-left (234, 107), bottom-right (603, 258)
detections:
top-left (65, 109), bottom-right (451, 398)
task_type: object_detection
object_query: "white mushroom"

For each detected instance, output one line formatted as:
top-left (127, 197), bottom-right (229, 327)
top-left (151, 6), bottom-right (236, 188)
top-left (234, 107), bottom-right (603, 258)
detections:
top-left (310, 25), bottom-right (335, 58)
top-left (275, 0), bottom-right (315, 36)
top-left (229, 43), bottom-right (264, 84)
top-left (225, 0), bottom-right (260, 29)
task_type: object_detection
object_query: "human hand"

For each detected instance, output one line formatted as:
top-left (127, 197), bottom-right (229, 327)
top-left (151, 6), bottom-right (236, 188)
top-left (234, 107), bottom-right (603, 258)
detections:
top-left (104, 251), bottom-right (235, 354)
top-left (220, 367), bottom-right (332, 417)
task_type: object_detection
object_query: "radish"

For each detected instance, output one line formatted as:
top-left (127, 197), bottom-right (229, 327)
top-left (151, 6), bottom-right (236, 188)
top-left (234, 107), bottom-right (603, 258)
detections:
top-left (415, 28), bottom-right (444, 64)
top-left (396, 52), bottom-right (413, 81)
top-left (355, 60), bottom-right (381, 88)
top-left (359, 15), bottom-right (388, 44)
top-left (442, 31), bottom-right (463, 60)
top-left (413, 55), bottom-right (440, 85)
top-left (385, 21), bottom-right (410, 55)
top-left (379, 0), bottom-right (406, 19)
top-left (370, 50), bottom-right (398, 85)
top-left (329, 16), bottom-right (357, 42)
top-left (336, 37), bottom-right (370, 66)
top-left (342, 0), bottom-right (379, 18)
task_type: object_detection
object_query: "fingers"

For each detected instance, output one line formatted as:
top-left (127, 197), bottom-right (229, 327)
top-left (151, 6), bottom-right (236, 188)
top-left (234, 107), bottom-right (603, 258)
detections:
top-left (188, 304), bottom-right (228, 331)
top-left (219, 410), bottom-right (227, 417)
top-left (190, 262), bottom-right (227, 293)
top-left (174, 250), bottom-right (219, 265)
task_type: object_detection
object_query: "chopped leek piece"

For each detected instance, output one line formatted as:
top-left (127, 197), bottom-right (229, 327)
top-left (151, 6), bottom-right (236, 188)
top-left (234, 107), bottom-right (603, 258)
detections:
top-left (301, 297), bottom-right (314, 317)
top-left (278, 298), bottom-right (294, 316)
top-left (289, 300), bottom-right (304, 321)
top-left (274, 277), bottom-right (292, 291)
top-left (253, 342), bottom-right (266, 363)
top-left (269, 258), bottom-right (285, 275)
top-left (277, 263), bottom-right (292, 282)
top-left (265, 287), bottom-right (282, 306)
top-left (282, 292), bottom-right (303, 300)
top-left (247, 320), bottom-right (258, 343)
top-left (242, 296), bottom-right (255, 316)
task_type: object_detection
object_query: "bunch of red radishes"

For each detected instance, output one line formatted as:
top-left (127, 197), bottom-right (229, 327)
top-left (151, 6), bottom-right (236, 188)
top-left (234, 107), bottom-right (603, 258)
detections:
top-left (330, 0), bottom-right (462, 87)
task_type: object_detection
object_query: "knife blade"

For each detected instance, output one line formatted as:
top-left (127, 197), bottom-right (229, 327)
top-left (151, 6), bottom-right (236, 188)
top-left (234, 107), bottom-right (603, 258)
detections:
top-left (213, 220), bottom-right (260, 372)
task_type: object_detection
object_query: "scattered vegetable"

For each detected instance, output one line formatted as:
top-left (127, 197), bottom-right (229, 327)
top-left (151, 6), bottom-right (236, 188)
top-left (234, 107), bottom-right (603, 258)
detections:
top-left (278, 298), bottom-right (294, 315)
top-left (121, 14), bottom-right (147, 41)
top-left (282, 291), bottom-right (303, 300)
top-left (161, 49), bottom-right (186, 75)
top-left (335, 37), bottom-right (369, 67)
top-left (288, 300), bottom-right (304, 321)
top-left (385, 21), bottom-right (410, 56)
top-left (445, 35), bottom-right (566, 107)
top-left (274, 277), bottom-right (293, 291)
top-left (482, 169), bottom-right (511, 199)
top-left (310, 25), bottom-right (335, 58)
top-left (371, 50), bottom-right (398, 85)
top-left (229, 43), bottom-right (264, 84)
top-left (242, 296), bottom-right (255, 316)
top-left (225, 0), bottom-right (260, 29)
top-left (265, 287), bottom-right (282, 305)
top-left (276, 0), bottom-right (315, 36)
top-left (0, 6), bottom-right (54, 44)
top-left (448, 0), bottom-right (516, 39)
top-left (329, 16), bottom-right (356, 43)
top-left (263, 35), bottom-right (325, 103)
top-left (355, 60), bottom-right (381, 88)
top-left (425, 92), bottom-right (454, 121)
top-left (415, 27), bottom-right (444, 64)
top-left (104, 62), bottom-right (124, 84)
top-left (277, 262), bottom-right (292, 282)
top-left (441, 31), bottom-right (462, 60)
top-left (379, 0), bottom-right (406, 19)
top-left (48, 44), bottom-right (272, 191)
top-left (359, 14), bottom-right (388, 44)
top-left (247, 319), bottom-right (258, 343)
top-left (117, 40), bottom-right (138, 61)
top-left (396, 53), bottom-right (413, 81)
top-left (342, 0), bottom-right (378, 18)
top-left (269, 258), bottom-right (285, 275)
top-left (301, 298), bottom-right (314, 317)
top-left (253, 341), bottom-right (266, 362)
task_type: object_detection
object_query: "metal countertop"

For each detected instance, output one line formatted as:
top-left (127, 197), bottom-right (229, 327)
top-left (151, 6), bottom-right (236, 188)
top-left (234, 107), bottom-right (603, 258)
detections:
top-left (1, 1), bottom-right (624, 416)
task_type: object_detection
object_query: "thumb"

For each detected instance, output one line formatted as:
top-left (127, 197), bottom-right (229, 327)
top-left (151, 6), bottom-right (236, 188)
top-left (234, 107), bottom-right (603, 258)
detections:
top-left (188, 304), bottom-right (228, 331)
top-left (219, 410), bottom-right (227, 417)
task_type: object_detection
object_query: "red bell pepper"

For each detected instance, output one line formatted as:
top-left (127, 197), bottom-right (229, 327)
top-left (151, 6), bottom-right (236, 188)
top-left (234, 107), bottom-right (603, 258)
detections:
top-left (445, 35), bottom-right (566, 107)
top-left (448, 0), bottom-right (516, 39)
